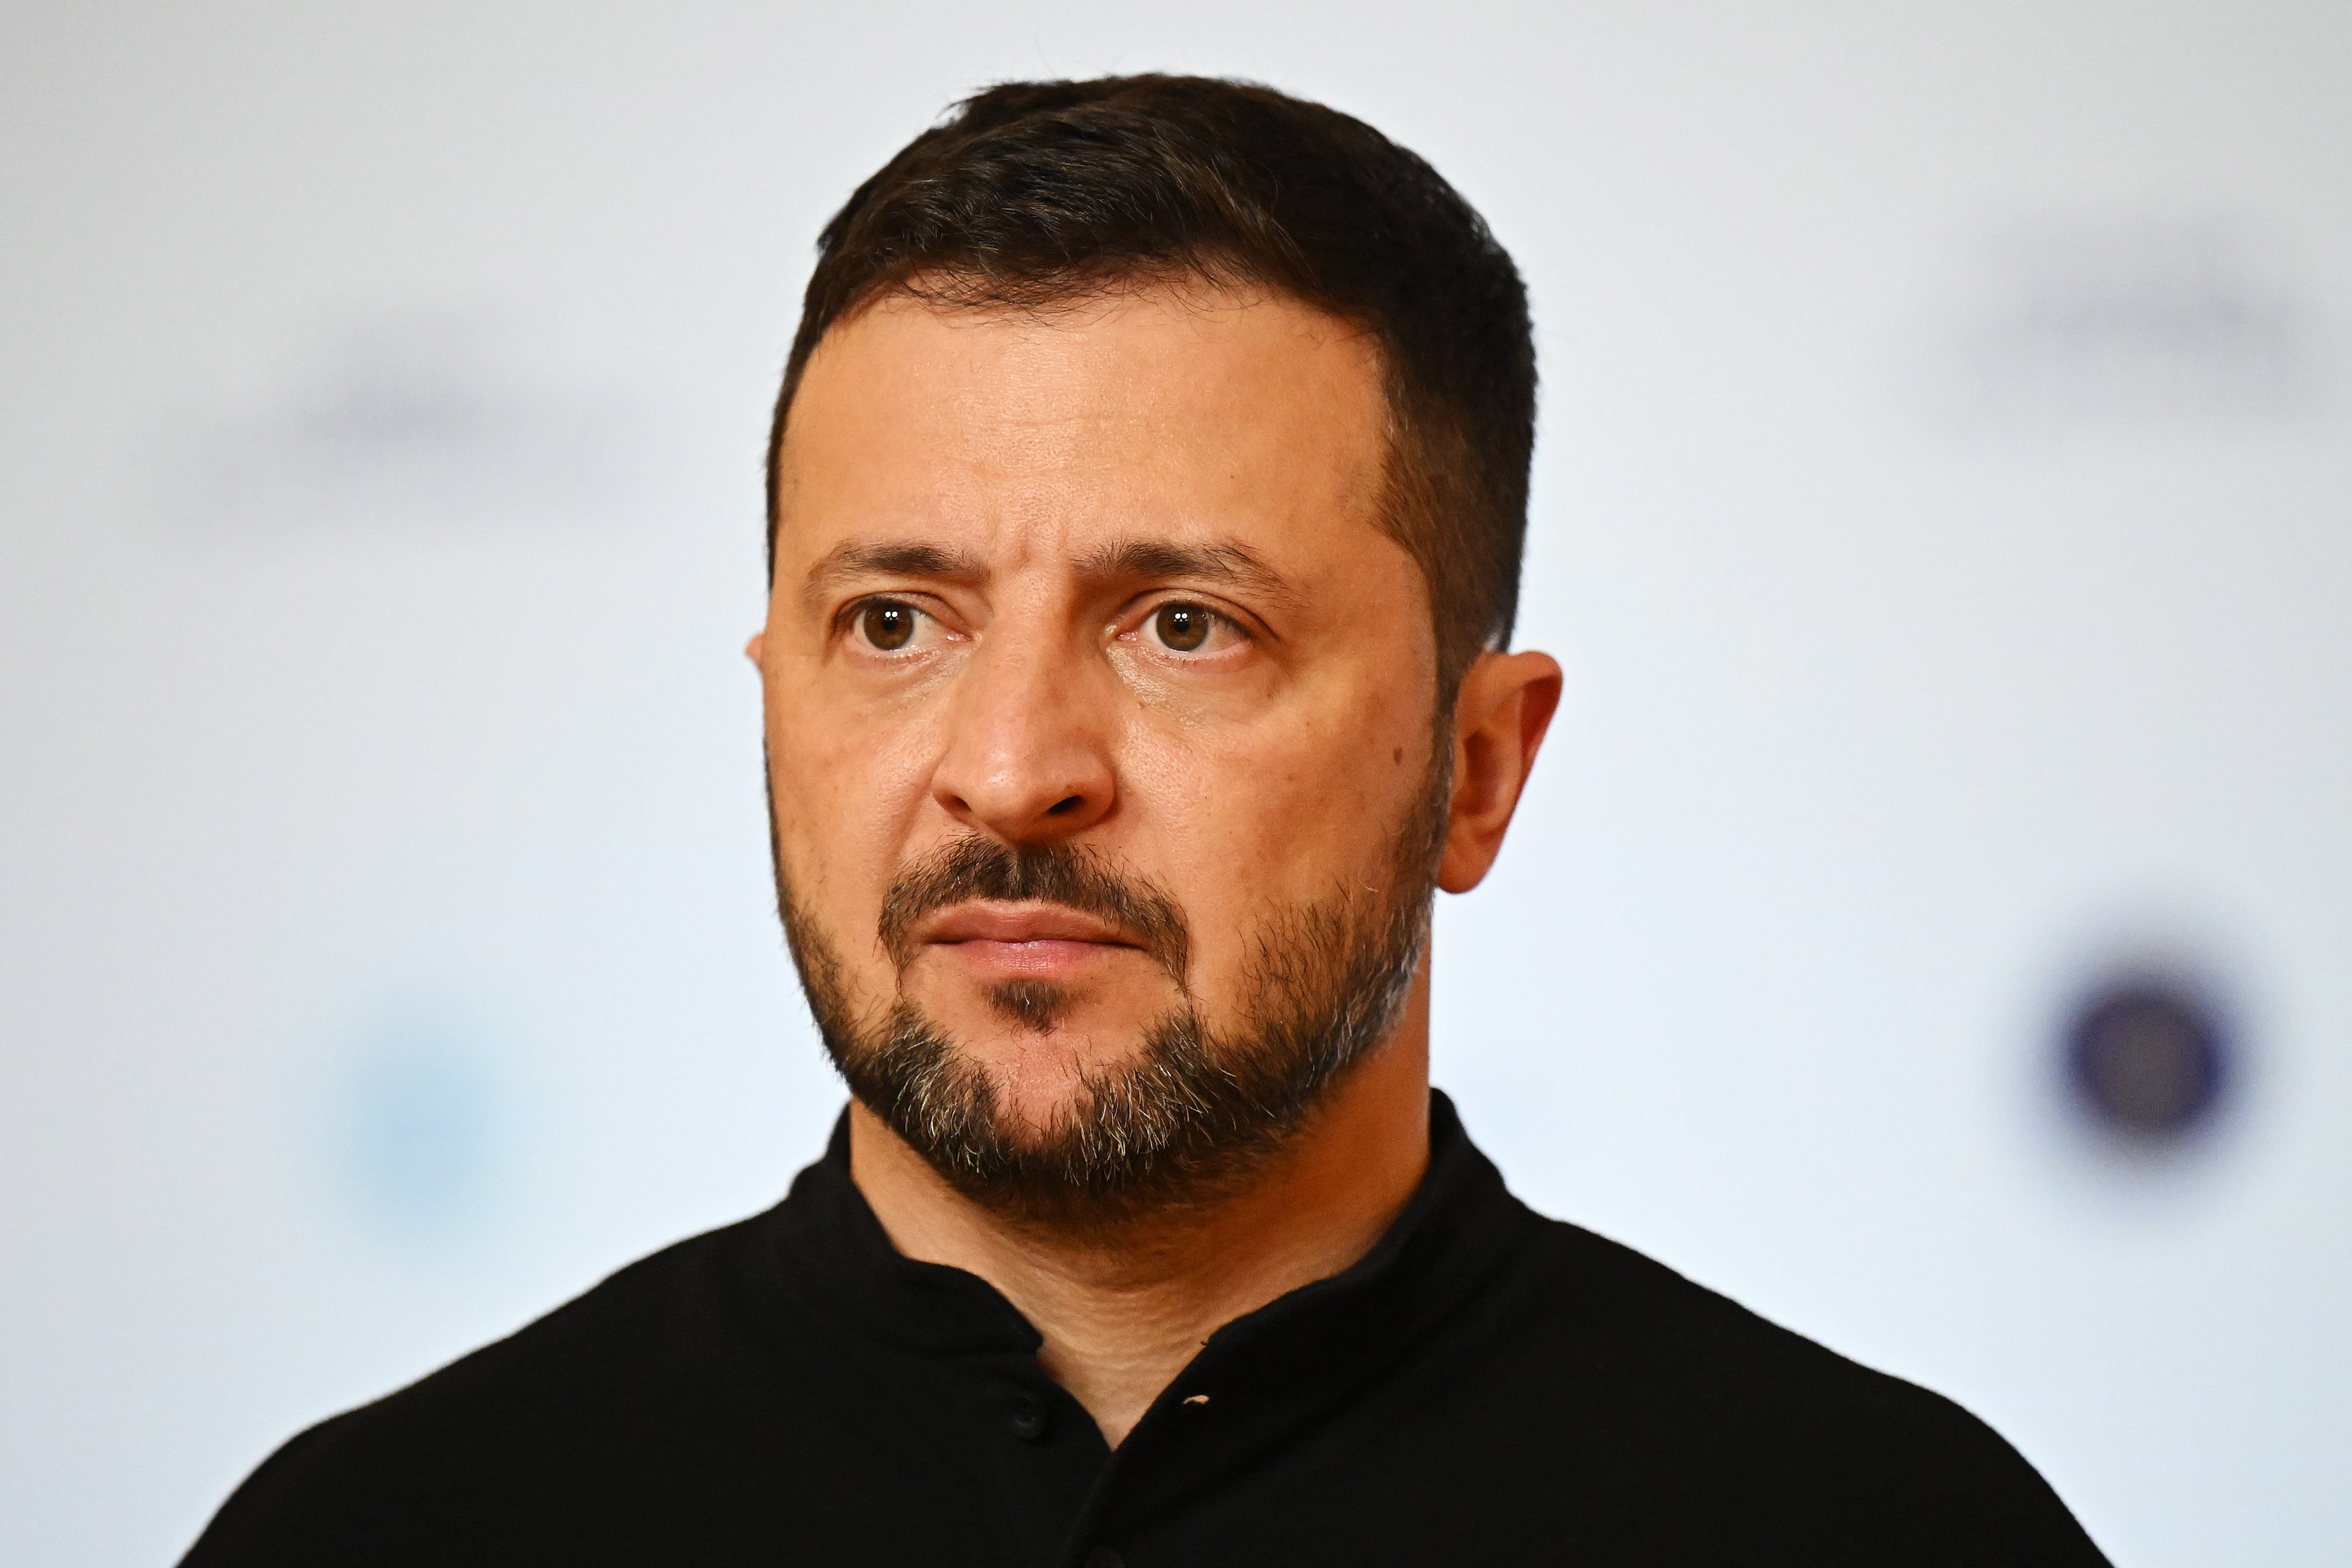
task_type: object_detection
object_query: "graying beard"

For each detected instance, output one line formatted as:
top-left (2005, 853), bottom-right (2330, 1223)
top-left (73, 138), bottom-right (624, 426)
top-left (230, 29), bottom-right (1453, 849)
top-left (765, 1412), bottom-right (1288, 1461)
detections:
top-left (775, 737), bottom-right (1450, 1225)
top-left (822, 869), bottom-right (1429, 1225)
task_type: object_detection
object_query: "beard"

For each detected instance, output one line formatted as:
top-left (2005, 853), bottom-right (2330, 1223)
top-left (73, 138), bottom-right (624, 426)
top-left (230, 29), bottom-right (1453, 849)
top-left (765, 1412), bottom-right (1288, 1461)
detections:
top-left (770, 752), bottom-right (1448, 1228)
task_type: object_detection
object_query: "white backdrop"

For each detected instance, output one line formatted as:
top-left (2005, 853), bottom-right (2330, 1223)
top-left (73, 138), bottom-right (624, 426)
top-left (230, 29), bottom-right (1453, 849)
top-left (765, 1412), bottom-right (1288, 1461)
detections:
top-left (4, 4), bottom-right (2347, 1562)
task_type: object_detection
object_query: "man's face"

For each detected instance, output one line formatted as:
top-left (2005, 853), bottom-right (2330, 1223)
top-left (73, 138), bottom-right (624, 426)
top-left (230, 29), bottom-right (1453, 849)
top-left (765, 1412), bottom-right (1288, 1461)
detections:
top-left (755, 286), bottom-right (1444, 1212)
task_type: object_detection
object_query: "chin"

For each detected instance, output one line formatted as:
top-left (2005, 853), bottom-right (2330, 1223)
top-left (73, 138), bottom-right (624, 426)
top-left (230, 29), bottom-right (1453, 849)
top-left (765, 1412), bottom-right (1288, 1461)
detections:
top-left (950, 1023), bottom-right (1143, 1106)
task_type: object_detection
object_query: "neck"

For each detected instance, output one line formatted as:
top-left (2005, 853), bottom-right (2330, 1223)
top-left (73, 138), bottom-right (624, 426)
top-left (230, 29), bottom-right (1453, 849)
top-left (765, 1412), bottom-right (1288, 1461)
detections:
top-left (848, 971), bottom-right (1433, 1448)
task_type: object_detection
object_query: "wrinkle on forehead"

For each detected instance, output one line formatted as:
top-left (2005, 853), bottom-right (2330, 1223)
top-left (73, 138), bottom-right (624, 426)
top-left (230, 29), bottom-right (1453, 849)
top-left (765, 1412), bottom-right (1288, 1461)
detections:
top-left (771, 286), bottom-right (1391, 560)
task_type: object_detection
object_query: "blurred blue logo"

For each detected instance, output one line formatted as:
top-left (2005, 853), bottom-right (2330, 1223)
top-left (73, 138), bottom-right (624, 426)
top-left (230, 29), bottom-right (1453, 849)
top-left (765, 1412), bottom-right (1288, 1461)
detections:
top-left (2062, 971), bottom-right (2233, 1144)
top-left (340, 1002), bottom-right (509, 1240)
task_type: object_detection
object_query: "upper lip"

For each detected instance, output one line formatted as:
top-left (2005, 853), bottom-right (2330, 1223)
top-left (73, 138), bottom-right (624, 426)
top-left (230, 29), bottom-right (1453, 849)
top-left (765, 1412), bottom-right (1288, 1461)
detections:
top-left (918, 902), bottom-right (1139, 947)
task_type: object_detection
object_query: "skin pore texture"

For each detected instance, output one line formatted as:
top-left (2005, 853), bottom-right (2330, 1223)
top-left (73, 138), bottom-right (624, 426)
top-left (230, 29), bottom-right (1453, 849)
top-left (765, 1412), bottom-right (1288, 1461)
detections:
top-left (750, 286), bottom-right (1560, 1446)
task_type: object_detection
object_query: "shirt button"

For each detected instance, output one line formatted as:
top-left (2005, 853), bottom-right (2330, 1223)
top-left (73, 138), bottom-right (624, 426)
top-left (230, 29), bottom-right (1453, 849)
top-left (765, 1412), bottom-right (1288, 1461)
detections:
top-left (1082, 1549), bottom-right (1124, 1568)
top-left (1004, 1391), bottom-right (1050, 1441)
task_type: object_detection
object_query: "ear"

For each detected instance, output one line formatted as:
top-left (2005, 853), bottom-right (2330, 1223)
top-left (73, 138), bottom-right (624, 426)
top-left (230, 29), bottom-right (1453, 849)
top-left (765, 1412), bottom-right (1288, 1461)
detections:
top-left (1437, 649), bottom-right (1563, 894)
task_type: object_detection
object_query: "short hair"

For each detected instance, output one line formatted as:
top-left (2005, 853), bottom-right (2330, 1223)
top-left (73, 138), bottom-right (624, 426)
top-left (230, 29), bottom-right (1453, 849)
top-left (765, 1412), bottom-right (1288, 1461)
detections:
top-left (766, 74), bottom-right (1536, 698)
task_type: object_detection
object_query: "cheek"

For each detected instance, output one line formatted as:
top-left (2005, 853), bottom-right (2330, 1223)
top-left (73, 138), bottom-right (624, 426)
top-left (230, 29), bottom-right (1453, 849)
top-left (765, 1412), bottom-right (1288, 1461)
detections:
top-left (765, 682), bottom-right (939, 941)
top-left (1121, 686), bottom-right (1429, 993)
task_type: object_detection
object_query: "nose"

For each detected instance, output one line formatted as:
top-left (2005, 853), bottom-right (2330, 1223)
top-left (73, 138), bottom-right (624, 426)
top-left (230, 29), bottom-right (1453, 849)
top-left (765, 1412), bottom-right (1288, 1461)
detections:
top-left (929, 624), bottom-right (1116, 845)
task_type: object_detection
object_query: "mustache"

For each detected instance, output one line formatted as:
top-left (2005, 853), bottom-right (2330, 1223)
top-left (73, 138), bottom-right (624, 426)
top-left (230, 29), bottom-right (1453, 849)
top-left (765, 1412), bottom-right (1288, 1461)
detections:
top-left (877, 836), bottom-right (1191, 984)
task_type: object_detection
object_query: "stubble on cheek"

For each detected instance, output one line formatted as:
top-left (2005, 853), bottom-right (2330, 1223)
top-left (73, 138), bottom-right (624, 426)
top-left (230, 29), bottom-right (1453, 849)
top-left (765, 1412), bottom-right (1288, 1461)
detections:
top-left (766, 753), bottom-right (894, 1048)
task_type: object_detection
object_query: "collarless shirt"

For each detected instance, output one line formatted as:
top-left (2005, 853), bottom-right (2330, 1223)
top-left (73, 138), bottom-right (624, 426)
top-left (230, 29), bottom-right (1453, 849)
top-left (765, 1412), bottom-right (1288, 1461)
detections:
top-left (183, 1093), bottom-right (2109, 1566)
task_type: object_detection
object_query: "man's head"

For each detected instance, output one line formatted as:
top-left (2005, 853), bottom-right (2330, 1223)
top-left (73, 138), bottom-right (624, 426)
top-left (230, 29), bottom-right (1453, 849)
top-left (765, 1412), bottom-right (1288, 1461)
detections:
top-left (750, 76), bottom-right (1558, 1225)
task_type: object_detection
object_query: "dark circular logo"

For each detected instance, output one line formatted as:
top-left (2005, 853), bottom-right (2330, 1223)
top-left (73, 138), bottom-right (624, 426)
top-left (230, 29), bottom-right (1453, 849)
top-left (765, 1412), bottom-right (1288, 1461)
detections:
top-left (2064, 975), bottom-right (2230, 1139)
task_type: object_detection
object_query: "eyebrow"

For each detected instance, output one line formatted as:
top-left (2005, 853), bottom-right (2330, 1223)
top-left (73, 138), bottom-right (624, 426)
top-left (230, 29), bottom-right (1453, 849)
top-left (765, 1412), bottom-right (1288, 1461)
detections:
top-left (1075, 538), bottom-right (1304, 611)
top-left (801, 540), bottom-right (986, 611)
top-left (800, 534), bottom-right (1304, 615)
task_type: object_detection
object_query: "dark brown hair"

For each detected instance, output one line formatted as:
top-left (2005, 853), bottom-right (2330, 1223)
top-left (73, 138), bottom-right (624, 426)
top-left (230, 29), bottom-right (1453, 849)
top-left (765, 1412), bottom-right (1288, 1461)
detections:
top-left (765, 74), bottom-right (1536, 696)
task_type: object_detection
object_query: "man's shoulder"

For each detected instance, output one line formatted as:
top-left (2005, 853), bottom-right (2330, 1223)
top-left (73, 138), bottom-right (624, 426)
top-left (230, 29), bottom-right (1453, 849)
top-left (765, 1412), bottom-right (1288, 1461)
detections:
top-left (181, 1211), bottom-right (788, 1566)
top-left (1501, 1209), bottom-right (1946, 1414)
top-left (1454, 1208), bottom-right (2106, 1562)
top-left (325, 1208), bottom-right (774, 1433)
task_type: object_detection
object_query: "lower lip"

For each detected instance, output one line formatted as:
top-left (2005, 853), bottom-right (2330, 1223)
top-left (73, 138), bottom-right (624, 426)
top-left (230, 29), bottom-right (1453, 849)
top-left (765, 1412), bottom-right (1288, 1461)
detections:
top-left (933, 939), bottom-right (1136, 979)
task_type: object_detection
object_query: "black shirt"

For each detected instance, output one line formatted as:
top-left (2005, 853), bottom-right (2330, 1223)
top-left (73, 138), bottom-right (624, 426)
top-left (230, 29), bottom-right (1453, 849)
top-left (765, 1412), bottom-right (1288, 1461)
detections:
top-left (183, 1094), bottom-right (2108, 1566)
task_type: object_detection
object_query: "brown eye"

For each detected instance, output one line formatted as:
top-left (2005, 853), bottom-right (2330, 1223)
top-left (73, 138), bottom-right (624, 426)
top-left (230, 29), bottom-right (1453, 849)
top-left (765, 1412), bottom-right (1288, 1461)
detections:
top-left (860, 601), bottom-right (917, 651)
top-left (1154, 603), bottom-right (1213, 652)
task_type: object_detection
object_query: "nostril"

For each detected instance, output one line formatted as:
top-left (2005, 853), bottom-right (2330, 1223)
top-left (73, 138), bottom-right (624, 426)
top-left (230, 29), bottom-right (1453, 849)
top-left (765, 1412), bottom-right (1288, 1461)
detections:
top-left (1045, 795), bottom-right (1083, 816)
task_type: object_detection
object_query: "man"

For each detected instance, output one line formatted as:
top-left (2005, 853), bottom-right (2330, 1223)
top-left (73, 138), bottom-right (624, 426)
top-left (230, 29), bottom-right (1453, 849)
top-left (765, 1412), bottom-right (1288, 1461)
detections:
top-left (186, 75), bottom-right (2108, 1565)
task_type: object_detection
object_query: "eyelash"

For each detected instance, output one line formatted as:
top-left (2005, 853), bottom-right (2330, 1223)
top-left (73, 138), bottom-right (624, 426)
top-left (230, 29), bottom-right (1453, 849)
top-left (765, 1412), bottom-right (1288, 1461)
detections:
top-left (836, 595), bottom-right (1256, 657)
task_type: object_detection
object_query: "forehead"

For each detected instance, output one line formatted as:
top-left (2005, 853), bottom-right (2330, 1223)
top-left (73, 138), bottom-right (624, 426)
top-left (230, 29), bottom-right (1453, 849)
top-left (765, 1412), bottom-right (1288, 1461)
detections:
top-left (773, 288), bottom-right (1393, 566)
